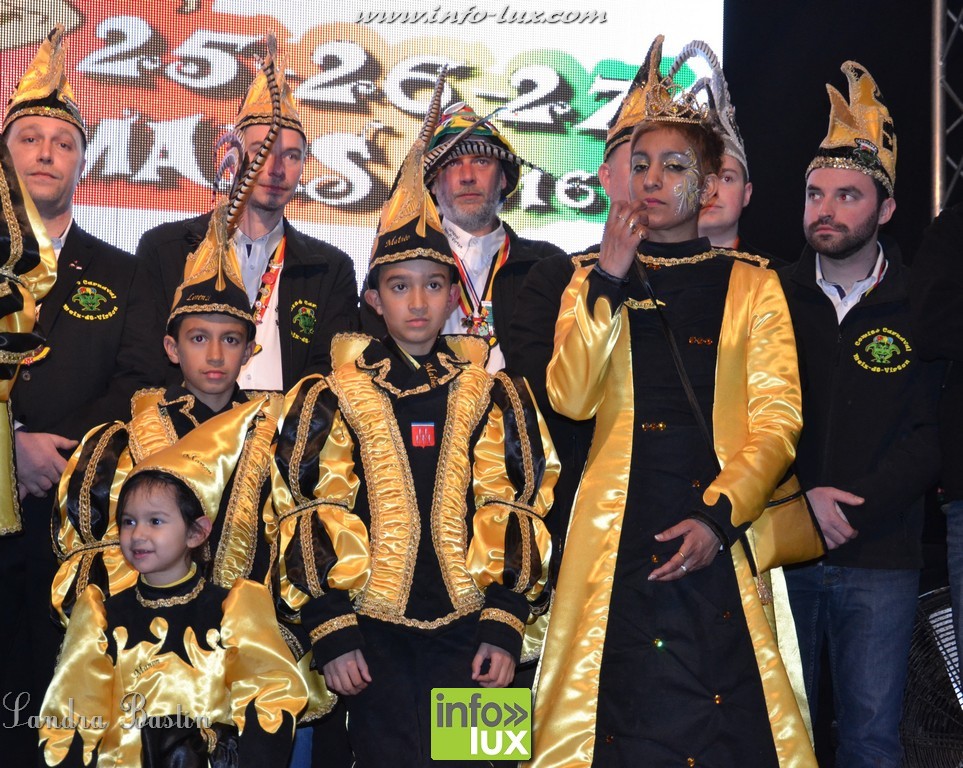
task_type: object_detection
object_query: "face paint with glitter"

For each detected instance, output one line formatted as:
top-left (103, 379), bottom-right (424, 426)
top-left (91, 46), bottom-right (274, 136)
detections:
top-left (671, 147), bottom-right (702, 216)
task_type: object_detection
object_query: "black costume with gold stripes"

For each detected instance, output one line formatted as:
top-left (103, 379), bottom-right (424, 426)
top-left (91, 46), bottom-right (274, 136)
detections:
top-left (273, 333), bottom-right (557, 766)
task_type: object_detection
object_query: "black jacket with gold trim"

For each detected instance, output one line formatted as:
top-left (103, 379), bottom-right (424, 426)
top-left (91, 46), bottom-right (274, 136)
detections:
top-left (39, 572), bottom-right (306, 767)
top-left (273, 334), bottom-right (558, 667)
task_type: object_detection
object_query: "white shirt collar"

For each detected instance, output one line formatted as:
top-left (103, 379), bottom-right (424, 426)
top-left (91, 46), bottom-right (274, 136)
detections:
top-left (815, 242), bottom-right (887, 322)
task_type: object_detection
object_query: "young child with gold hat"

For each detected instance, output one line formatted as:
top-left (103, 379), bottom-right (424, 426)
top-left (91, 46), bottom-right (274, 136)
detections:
top-left (39, 398), bottom-right (307, 767)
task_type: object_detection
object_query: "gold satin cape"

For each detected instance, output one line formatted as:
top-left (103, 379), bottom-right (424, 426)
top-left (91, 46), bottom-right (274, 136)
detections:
top-left (529, 258), bottom-right (816, 768)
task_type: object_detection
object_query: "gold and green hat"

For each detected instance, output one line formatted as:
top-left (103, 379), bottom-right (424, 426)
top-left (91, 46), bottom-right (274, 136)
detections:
top-left (235, 36), bottom-right (304, 139)
top-left (807, 61), bottom-right (896, 197)
top-left (423, 101), bottom-right (533, 198)
top-left (369, 68), bottom-right (455, 275)
top-left (2, 24), bottom-right (86, 141)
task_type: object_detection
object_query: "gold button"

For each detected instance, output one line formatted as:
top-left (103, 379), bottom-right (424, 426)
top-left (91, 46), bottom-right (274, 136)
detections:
top-left (688, 759), bottom-right (696, 767)
top-left (651, 555), bottom-right (660, 564)
top-left (714, 694), bottom-right (722, 704)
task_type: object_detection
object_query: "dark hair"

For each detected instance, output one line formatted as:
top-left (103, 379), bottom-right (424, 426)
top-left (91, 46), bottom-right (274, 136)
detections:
top-left (367, 262), bottom-right (459, 291)
top-left (118, 471), bottom-right (209, 565)
top-left (167, 312), bottom-right (255, 343)
top-left (633, 122), bottom-right (726, 176)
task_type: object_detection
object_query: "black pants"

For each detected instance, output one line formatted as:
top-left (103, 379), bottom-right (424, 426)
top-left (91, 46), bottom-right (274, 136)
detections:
top-left (344, 615), bottom-right (491, 768)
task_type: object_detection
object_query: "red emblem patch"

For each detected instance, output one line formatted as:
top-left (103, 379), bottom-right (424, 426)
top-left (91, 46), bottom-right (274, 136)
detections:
top-left (411, 422), bottom-right (435, 448)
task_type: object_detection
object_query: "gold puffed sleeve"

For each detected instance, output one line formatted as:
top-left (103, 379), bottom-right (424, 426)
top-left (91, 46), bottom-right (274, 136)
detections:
top-left (707, 263), bottom-right (803, 528)
top-left (546, 265), bottom-right (624, 421)
top-left (467, 372), bottom-right (557, 659)
top-left (220, 580), bottom-right (308, 736)
top-left (272, 375), bottom-right (369, 625)
top-left (39, 585), bottom-right (114, 766)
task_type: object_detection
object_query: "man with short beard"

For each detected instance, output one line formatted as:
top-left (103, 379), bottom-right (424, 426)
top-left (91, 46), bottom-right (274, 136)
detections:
top-left (778, 62), bottom-right (942, 768)
top-left (362, 102), bottom-right (563, 373)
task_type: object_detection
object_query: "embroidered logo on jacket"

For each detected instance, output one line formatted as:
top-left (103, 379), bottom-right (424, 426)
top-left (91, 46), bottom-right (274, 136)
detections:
top-left (65, 280), bottom-right (118, 321)
top-left (290, 300), bottom-right (317, 343)
top-left (853, 327), bottom-right (912, 373)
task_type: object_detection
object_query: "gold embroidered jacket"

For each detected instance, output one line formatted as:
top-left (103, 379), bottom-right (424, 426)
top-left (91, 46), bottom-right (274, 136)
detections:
top-left (39, 575), bottom-right (306, 767)
top-left (272, 334), bottom-right (557, 667)
top-left (530, 252), bottom-right (815, 767)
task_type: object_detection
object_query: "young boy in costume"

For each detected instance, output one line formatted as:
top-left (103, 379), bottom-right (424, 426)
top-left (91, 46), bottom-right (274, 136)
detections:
top-left (529, 37), bottom-right (816, 768)
top-left (271, 71), bottom-right (557, 767)
top-left (39, 399), bottom-right (307, 767)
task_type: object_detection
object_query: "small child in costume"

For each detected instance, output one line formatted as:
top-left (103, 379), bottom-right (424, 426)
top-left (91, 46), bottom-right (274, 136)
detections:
top-left (271, 71), bottom-right (558, 767)
top-left (39, 398), bottom-right (307, 767)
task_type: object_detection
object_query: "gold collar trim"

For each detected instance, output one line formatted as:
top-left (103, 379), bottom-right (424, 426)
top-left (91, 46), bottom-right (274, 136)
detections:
top-left (135, 576), bottom-right (205, 608)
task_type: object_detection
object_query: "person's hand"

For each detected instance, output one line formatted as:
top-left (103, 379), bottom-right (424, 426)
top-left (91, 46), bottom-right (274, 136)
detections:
top-left (649, 518), bottom-right (721, 581)
top-left (597, 200), bottom-right (648, 280)
top-left (322, 648), bottom-right (371, 695)
top-left (806, 486), bottom-right (861, 549)
top-left (471, 642), bottom-right (516, 688)
top-left (15, 431), bottom-right (78, 499)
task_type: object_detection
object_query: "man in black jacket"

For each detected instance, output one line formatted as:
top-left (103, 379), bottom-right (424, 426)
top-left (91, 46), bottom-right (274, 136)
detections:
top-left (137, 48), bottom-right (357, 392)
top-left (779, 62), bottom-right (941, 768)
top-left (0, 26), bottom-right (155, 760)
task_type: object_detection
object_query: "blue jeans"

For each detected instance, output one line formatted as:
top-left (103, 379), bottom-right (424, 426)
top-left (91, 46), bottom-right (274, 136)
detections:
top-left (785, 562), bottom-right (919, 768)
top-left (944, 499), bottom-right (963, 663)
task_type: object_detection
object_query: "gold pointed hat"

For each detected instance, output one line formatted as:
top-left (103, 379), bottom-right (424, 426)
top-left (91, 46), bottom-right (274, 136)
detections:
top-left (611, 35), bottom-right (711, 157)
top-left (169, 34), bottom-right (293, 334)
top-left (807, 61), bottom-right (896, 196)
top-left (127, 396), bottom-right (268, 522)
top-left (235, 36), bottom-right (304, 138)
top-left (2, 24), bottom-right (86, 140)
top-left (369, 67), bottom-right (454, 274)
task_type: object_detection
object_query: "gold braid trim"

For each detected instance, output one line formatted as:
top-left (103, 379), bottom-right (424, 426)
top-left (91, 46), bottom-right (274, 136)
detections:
top-left (330, 366), bottom-right (420, 617)
top-left (278, 622), bottom-right (304, 659)
top-left (358, 598), bottom-right (483, 630)
top-left (359, 351), bottom-right (463, 398)
top-left (309, 613), bottom-right (359, 644)
top-left (480, 608), bottom-right (525, 637)
top-left (493, 372), bottom-right (535, 502)
top-left (300, 508), bottom-right (323, 598)
top-left (290, 380), bottom-right (326, 505)
top-left (0, 161), bottom-right (23, 269)
top-left (78, 423), bottom-right (125, 540)
top-left (135, 577), bottom-right (205, 608)
top-left (369, 247), bottom-right (456, 269)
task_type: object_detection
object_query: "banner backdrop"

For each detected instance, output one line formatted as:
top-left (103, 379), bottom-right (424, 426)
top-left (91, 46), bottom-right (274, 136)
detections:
top-left (1, 1), bottom-right (723, 279)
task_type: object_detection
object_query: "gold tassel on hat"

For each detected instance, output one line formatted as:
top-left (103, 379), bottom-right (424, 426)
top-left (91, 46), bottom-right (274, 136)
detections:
top-left (807, 61), bottom-right (896, 196)
top-left (2, 24), bottom-right (86, 140)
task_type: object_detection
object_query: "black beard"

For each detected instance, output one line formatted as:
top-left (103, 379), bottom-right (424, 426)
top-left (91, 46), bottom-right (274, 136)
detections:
top-left (805, 208), bottom-right (880, 260)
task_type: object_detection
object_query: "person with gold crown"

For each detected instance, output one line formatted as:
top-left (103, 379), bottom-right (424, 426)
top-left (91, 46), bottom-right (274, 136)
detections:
top-left (0, 25), bottom-right (155, 758)
top-left (38, 397), bottom-right (308, 767)
top-left (137, 36), bottom-right (357, 394)
top-left (361, 100), bottom-right (563, 374)
top-left (779, 62), bottom-right (943, 767)
top-left (527, 36), bottom-right (815, 767)
top-left (272, 69), bottom-right (557, 767)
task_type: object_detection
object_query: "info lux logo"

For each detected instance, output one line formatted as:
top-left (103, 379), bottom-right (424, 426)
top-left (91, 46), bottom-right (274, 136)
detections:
top-left (431, 688), bottom-right (531, 760)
